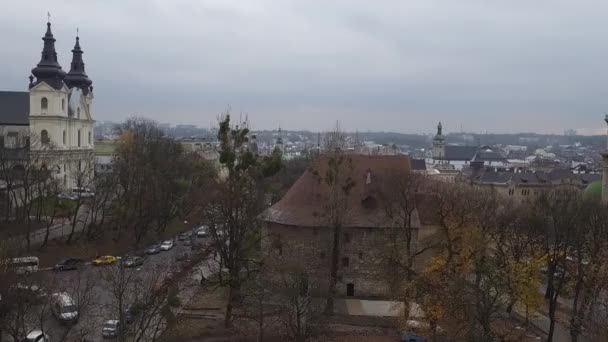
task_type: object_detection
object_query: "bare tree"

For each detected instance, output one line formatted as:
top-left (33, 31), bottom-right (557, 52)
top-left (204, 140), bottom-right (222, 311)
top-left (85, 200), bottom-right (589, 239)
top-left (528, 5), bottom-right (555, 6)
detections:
top-left (379, 171), bottom-right (432, 320)
top-left (312, 125), bottom-right (355, 316)
top-left (201, 113), bottom-right (281, 327)
top-left (533, 189), bottom-right (581, 342)
top-left (277, 269), bottom-right (324, 342)
top-left (102, 262), bottom-right (174, 342)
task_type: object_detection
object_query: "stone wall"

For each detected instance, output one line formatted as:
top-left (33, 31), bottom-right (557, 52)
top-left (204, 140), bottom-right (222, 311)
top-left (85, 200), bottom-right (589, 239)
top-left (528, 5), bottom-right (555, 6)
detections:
top-left (262, 222), bottom-right (418, 299)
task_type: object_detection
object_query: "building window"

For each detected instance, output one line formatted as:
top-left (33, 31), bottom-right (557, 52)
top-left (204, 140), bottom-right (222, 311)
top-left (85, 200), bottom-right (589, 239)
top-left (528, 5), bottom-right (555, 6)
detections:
top-left (320, 252), bottom-right (326, 259)
top-left (77, 107), bottom-right (80, 118)
top-left (6, 132), bottom-right (18, 148)
top-left (41, 130), bottom-right (49, 144)
top-left (88, 131), bottom-right (91, 145)
top-left (63, 174), bottom-right (67, 186)
top-left (63, 164), bottom-right (66, 172)
top-left (358, 252), bottom-right (364, 260)
top-left (78, 161), bottom-right (82, 172)
top-left (77, 130), bottom-right (81, 147)
top-left (342, 257), bottom-right (349, 267)
top-left (62, 130), bottom-right (66, 145)
top-left (61, 99), bottom-right (65, 112)
top-left (41, 97), bottom-right (48, 110)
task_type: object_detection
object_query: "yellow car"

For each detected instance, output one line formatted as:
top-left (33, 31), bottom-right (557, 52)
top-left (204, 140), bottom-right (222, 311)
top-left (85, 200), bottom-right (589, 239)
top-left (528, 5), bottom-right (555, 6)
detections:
top-left (92, 255), bottom-right (118, 266)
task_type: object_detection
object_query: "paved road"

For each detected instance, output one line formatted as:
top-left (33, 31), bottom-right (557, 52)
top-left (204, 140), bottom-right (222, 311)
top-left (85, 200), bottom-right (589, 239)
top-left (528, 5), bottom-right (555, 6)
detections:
top-left (12, 233), bottom-right (215, 342)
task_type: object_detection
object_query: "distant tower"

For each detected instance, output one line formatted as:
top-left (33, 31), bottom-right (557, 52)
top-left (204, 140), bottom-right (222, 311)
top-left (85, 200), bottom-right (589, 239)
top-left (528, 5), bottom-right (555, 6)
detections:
top-left (249, 134), bottom-right (258, 155)
top-left (274, 127), bottom-right (284, 154)
top-left (432, 121), bottom-right (445, 161)
top-left (602, 115), bottom-right (608, 204)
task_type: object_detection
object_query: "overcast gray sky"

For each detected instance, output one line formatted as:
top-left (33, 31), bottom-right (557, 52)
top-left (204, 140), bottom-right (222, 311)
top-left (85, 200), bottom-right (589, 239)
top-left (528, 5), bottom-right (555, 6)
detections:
top-left (1, 0), bottom-right (607, 134)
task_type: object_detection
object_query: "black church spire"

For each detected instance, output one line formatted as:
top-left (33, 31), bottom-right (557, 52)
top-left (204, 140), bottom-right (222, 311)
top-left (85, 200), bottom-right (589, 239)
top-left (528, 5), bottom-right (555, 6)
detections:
top-left (30, 21), bottom-right (66, 89)
top-left (64, 34), bottom-right (93, 94)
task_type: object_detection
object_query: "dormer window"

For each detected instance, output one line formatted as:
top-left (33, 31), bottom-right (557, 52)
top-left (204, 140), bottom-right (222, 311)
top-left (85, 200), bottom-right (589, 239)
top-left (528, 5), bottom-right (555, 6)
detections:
top-left (61, 99), bottom-right (65, 112)
top-left (41, 97), bottom-right (48, 111)
top-left (77, 107), bottom-right (80, 118)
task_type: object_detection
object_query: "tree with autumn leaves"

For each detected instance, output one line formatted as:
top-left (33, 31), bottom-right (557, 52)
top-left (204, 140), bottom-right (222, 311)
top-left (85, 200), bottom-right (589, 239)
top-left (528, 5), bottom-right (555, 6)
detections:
top-left (400, 180), bottom-right (608, 342)
top-left (403, 182), bottom-right (546, 341)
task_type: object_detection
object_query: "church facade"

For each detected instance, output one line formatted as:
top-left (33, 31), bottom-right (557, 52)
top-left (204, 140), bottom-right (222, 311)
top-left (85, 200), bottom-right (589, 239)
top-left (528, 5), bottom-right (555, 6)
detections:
top-left (0, 21), bottom-right (95, 190)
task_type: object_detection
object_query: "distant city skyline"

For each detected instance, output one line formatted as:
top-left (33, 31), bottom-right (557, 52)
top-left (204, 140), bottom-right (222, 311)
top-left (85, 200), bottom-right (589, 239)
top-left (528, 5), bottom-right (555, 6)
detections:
top-left (2, 1), bottom-right (608, 135)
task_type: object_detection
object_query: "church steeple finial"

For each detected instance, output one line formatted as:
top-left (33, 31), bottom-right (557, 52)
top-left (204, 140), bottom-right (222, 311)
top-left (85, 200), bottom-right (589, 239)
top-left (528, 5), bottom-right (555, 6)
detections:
top-left (31, 19), bottom-right (66, 89)
top-left (64, 31), bottom-right (93, 94)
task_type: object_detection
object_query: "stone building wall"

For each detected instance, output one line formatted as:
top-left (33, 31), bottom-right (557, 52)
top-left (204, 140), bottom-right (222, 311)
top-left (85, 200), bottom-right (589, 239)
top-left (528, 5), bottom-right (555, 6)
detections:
top-left (262, 222), bottom-right (418, 299)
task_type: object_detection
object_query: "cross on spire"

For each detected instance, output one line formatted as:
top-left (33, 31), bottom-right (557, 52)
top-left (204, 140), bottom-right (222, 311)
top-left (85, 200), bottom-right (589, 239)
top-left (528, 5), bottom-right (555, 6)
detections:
top-left (47, 11), bottom-right (51, 23)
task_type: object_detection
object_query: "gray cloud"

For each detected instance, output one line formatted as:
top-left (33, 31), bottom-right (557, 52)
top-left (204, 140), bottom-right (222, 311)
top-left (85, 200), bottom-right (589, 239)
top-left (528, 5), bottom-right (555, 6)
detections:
top-left (1, 0), bottom-right (607, 134)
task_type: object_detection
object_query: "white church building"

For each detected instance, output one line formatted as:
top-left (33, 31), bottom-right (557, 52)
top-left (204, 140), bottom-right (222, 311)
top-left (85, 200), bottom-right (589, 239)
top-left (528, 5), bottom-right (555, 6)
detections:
top-left (0, 20), bottom-right (95, 190)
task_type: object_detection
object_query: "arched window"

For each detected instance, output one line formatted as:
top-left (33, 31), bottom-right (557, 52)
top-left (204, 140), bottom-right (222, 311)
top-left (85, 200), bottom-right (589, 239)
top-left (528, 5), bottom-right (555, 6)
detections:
top-left (77, 107), bottom-right (80, 118)
top-left (77, 130), bottom-right (81, 147)
top-left (88, 131), bottom-right (91, 145)
top-left (62, 130), bottom-right (66, 145)
top-left (41, 130), bottom-right (49, 144)
top-left (41, 97), bottom-right (48, 110)
top-left (61, 99), bottom-right (65, 112)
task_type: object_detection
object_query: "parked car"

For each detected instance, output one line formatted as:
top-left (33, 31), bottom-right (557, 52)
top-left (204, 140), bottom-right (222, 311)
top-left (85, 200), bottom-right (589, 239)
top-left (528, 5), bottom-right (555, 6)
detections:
top-left (160, 240), bottom-right (174, 251)
top-left (196, 226), bottom-right (209, 237)
top-left (145, 245), bottom-right (161, 255)
top-left (183, 239), bottom-right (192, 246)
top-left (58, 192), bottom-right (77, 201)
top-left (92, 255), bottom-right (118, 266)
top-left (72, 187), bottom-right (95, 198)
top-left (21, 330), bottom-right (50, 342)
top-left (53, 257), bottom-right (84, 271)
top-left (101, 319), bottom-right (121, 338)
top-left (50, 292), bottom-right (78, 323)
top-left (123, 256), bottom-right (144, 268)
top-left (178, 231), bottom-right (192, 241)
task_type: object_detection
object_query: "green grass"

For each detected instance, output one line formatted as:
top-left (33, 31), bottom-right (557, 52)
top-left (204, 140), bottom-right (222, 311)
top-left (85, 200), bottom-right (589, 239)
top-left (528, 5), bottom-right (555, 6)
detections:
top-left (95, 141), bottom-right (117, 154)
top-left (30, 195), bottom-right (76, 218)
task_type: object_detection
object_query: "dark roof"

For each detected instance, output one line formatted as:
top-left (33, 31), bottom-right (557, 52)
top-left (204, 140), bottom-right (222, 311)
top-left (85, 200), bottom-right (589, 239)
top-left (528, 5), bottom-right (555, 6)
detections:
top-left (471, 149), bottom-right (507, 163)
top-left (0, 91), bottom-right (30, 125)
top-left (467, 167), bottom-right (600, 187)
top-left (30, 22), bottom-right (66, 90)
top-left (262, 154), bottom-right (413, 228)
top-left (411, 158), bottom-right (427, 171)
top-left (506, 150), bottom-right (528, 160)
top-left (64, 36), bottom-right (93, 95)
top-left (442, 145), bottom-right (478, 161)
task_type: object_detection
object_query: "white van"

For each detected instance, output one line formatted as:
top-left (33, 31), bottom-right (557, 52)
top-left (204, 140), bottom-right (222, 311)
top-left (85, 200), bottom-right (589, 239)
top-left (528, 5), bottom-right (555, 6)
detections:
top-left (50, 292), bottom-right (78, 323)
top-left (9, 256), bottom-right (39, 274)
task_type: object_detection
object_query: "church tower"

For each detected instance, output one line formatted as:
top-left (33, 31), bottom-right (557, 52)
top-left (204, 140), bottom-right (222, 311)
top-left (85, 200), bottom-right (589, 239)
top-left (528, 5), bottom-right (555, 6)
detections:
top-left (601, 115), bottom-right (608, 204)
top-left (274, 127), bottom-right (285, 154)
top-left (28, 21), bottom-right (95, 190)
top-left (432, 121), bottom-right (445, 161)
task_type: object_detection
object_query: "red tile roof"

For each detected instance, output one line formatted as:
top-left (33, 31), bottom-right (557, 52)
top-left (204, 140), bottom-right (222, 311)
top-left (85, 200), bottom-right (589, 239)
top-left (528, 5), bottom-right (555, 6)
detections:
top-left (261, 154), bottom-right (412, 228)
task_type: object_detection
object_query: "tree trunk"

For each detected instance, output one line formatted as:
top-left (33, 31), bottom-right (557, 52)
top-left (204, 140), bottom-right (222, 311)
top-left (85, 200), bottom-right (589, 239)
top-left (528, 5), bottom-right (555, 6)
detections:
top-left (225, 285), bottom-right (234, 328)
top-left (547, 295), bottom-right (557, 342)
top-left (325, 223), bottom-right (341, 315)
